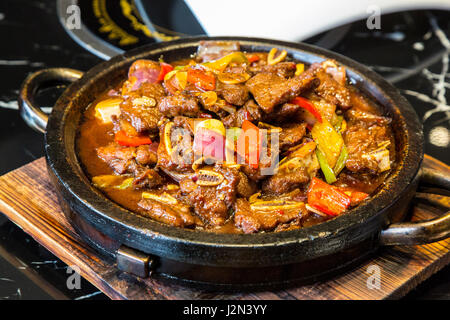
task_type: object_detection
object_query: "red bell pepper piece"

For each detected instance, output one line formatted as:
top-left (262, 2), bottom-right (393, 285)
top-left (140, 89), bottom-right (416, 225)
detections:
top-left (246, 54), bottom-right (260, 63)
top-left (307, 177), bottom-right (351, 216)
top-left (237, 120), bottom-right (261, 169)
top-left (115, 130), bottom-right (152, 147)
top-left (338, 187), bottom-right (369, 206)
top-left (290, 96), bottom-right (323, 123)
top-left (187, 68), bottom-right (216, 91)
top-left (156, 62), bottom-right (174, 82)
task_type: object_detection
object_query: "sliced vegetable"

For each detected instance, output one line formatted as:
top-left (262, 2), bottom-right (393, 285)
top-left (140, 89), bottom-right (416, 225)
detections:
top-left (195, 119), bottom-right (226, 136)
top-left (156, 62), bottom-right (174, 82)
top-left (187, 67), bottom-right (216, 91)
top-left (333, 115), bottom-right (344, 131)
top-left (193, 128), bottom-right (225, 161)
top-left (295, 63), bottom-right (304, 76)
top-left (333, 144), bottom-right (348, 175)
top-left (267, 48), bottom-right (287, 65)
top-left (92, 175), bottom-right (134, 190)
top-left (163, 70), bottom-right (188, 92)
top-left (115, 178), bottom-right (134, 190)
top-left (307, 177), bottom-right (351, 216)
top-left (316, 148), bottom-right (337, 184)
top-left (338, 187), bottom-right (369, 206)
top-left (305, 204), bottom-right (328, 217)
top-left (131, 96), bottom-right (156, 107)
top-left (250, 199), bottom-right (304, 212)
top-left (174, 71), bottom-right (188, 90)
top-left (202, 52), bottom-right (248, 72)
top-left (193, 119), bottom-right (226, 161)
top-left (94, 98), bottom-right (122, 123)
top-left (142, 192), bottom-right (179, 206)
top-left (198, 91), bottom-right (218, 107)
top-left (290, 97), bottom-right (323, 123)
top-left (92, 175), bottom-right (124, 189)
top-left (163, 122), bottom-right (174, 155)
top-left (237, 120), bottom-right (261, 169)
top-left (164, 69), bottom-right (178, 82)
top-left (246, 54), bottom-right (260, 63)
top-left (217, 72), bottom-right (251, 84)
top-left (311, 119), bottom-right (343, 168)
top-left (114, 130), bottom-right (152, 147)
top-left (278, 141), bottom-right (316, 171)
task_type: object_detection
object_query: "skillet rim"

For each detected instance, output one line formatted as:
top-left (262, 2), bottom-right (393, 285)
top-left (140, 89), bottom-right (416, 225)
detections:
top-left (45, 36), bottom-right (423, 265)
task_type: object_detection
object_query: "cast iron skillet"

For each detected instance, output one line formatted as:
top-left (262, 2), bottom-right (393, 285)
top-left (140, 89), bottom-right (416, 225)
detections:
top-left (18, 37), bottom-right (450, 288)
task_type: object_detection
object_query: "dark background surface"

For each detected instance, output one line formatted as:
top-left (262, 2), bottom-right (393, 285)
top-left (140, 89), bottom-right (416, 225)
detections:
top-left (0, 0), bottom-right (448, 299)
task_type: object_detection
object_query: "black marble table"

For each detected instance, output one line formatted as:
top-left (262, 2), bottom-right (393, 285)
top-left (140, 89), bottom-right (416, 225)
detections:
top-left (0, 0), bottom-right (448, 299)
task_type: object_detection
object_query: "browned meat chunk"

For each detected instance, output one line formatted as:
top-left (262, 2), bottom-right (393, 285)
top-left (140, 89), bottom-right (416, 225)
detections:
top-left (262, 142), bottom-right (319, 194)
top-left (135, 144), bottom-right (158, 165)
top-left (234, 198), bottom-right (306, 233)
top-left (344, 109), bottom-right (392, 174)
top-left (262, 168), bottom-right (310, 194)
top-left (264, 102), bottom-right (302, 122)
top-left (315, 69), bottom-right (351, 108)
top-left (217, 83), bottom-right (249, 106)
top-left (222, 99), bottom-right (262, 128)
top-left (261, 62), bottom-right (296, 78)
top-left (158, 94), bottom-right (200, 117)
top-left (138, 198), bottom-right (195, 227)
top-left (179, 166), bottom-right (240, 226)
top-left (236, 171), bottom-right (257, 198)
top-left (119, 102), bottom-right (162, 134)
top-left (96, 143), bottom-right (162, 189)
top-left (97, 143), bottom-right (136, 174)
top-left (130, 165), bottom-right (164, 189)
top-left (118, 82), bottom-right (166, 133)
top-left (246, 69), bottom-right (318, 113)
top-left (279, 123), bottom-right (307, 150)
top-left (197, 41), bottom-right (240, 62)
top-left (157, 122), bottom-right (194, 173)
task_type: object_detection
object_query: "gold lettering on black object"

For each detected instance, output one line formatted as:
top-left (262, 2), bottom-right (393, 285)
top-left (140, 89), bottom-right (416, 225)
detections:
top-left (119, 0), bottom-right (180, 41)
top-left (92, 0), bottom-right (179, 46)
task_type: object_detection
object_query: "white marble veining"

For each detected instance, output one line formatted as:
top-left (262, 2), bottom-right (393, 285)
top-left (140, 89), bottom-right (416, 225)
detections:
top-left (403, 15), bottom-right (450, 127)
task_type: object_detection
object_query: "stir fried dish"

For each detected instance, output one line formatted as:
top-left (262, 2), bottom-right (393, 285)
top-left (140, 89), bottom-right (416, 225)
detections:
top-left (77, 41), bottom-right (395, 234)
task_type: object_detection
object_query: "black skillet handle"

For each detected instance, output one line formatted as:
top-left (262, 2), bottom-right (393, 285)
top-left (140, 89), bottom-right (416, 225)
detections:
top-left (380, 163), bottom-right (450, 246)
top-left (18, 68), bottom-right (84, 133)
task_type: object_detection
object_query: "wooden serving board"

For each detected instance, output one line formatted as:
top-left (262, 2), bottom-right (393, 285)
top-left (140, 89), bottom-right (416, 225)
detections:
top-left (0, 155), bottom-right (448, 300)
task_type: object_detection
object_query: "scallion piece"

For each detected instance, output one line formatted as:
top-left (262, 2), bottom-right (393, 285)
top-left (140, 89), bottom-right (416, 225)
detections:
top-left (333, 144), bottom-right (348, 175)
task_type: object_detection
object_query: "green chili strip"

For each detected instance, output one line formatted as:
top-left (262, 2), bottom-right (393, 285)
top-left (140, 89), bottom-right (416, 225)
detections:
top-left (316, 148), bottom-right (337, 184)
top-left (334, 115), bottom-right (344, 131)
top-left (333, 144), bottom-right (348, 175)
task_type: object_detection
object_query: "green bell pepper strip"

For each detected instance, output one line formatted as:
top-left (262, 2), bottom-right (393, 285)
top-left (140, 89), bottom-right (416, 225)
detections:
top-left (316, 148), bottom-right (337, 184)
top-left (333, 144), bottom-right (348, 175)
